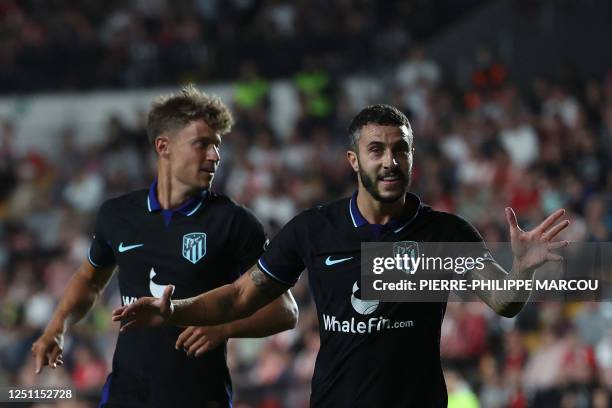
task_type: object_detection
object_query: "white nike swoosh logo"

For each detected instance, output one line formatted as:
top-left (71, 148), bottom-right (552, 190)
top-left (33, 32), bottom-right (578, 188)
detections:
top-left (325, 256), bottom-right (353, 266)
top-left (118, 242), bottom-right (144, 253)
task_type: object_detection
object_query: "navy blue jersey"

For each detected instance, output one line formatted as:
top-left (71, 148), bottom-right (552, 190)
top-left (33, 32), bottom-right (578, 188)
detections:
top-left (258, 192), bottom-right (489, 407)
top-left (90, 182), bottom-right (266, 408)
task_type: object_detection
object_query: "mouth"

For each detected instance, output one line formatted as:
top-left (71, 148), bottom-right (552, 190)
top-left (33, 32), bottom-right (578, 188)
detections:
top-left (199, 168), bottom-right (215, 174)
top-left (378, 173), bottom-right (403, 186)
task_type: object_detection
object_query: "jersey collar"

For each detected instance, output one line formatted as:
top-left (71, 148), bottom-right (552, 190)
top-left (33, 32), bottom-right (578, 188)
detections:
top-left (349, 191), bottom-right (421, 234)
top-left (146, 180), bottom-right (208, 217)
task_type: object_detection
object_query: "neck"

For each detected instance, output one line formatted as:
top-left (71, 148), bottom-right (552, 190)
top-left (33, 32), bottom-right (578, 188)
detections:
top-left (156, 169), bottom-right (199, 210)
top-left (356, 184), bottom-right (406, 225)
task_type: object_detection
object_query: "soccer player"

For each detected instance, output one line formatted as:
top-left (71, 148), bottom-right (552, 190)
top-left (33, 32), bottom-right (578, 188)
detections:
top-left (113, 104), bottom-right (569, 407)
top-left (31, 85), bottom-right (298, 408)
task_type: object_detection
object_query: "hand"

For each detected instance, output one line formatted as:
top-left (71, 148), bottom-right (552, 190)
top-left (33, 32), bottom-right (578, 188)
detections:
top-left (111, 285), bottom-right (175, 332)
top-left (31, 332), bottom-right (65, 374)
top-left (175, 325), bottom-right (229, 357)
top-left (506, 207), bottom-right (570, 274)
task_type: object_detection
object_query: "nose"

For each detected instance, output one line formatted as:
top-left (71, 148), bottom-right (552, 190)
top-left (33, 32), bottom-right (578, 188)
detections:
top-left (382, 148), bottom-right (398, 169)
top-left (207, 144), bottom-right (220, 163)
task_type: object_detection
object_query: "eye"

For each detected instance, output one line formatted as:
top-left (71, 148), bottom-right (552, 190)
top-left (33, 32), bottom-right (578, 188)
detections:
top-left (369, 145), bottom-right (383, 155)
top-left (393, 142), bottom-right (411, 155)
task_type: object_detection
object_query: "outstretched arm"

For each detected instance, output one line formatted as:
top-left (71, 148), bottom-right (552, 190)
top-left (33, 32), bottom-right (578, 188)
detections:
top-left (32, 260), bottom-right (115, 373)
top-left (112, 265), bottom-right (290, 330)
top-left (466, 207), bottom-right (569, 317)
top-left (175, 290), bottom-right (298, 356)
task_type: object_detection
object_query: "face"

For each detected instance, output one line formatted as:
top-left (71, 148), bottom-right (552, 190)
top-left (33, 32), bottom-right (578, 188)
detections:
top-left (156, 119), bottom-right (221, 191)
top-left (347, 123), bottom-right (413, 203)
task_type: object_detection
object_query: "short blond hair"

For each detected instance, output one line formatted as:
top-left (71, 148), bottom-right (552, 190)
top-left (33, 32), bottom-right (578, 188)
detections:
top-left (147, 84), bottom-right (234, 145)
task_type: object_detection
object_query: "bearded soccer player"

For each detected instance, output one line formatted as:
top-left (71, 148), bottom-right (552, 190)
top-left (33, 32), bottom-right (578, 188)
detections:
top-left (113, 104), bottom-right (569, 407)
top-left (31, 85), bottom-right (298, 408)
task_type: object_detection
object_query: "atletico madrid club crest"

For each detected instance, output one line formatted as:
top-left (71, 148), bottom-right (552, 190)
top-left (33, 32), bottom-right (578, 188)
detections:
top-left (393, 241), bottom-right (419, 274)
top-left (182, 232), bottom-right (207, 264)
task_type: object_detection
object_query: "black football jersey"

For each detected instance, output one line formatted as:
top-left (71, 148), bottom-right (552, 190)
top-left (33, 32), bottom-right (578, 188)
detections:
top-left (90, 182), bottom-right (266, 408)
top-left (258, 192), bottom-right (488, 407)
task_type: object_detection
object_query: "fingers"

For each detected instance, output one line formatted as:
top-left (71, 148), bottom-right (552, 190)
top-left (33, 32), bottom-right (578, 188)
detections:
top-left (187, 337), bottom-right (209, 357)
top-left (48, 346), bottom-right (63, 369)
top-left (542, 220), bottom-right (570, 242)
top-left (176, 327), bottom-right (198, 350)
top-left (176, 326), bottom-right (195, 349)
top-left (160, 285), bottom-right (175, 315)
top-left (546, 253), bottom-right (563, 262)
top-left (548, 240), bottom-right (569, 250)
top-left (114, 299), bottom-right (145, 321)
top-left (505, 207), bottom-right (520, 231)
top-left (111, 306), bottom-right (127, 321)
top-left (32, 341), bottom-right (63, 373)
top-left (33, 344), bottom-right (47, 374)
top-left (119, 319), bottom-right (138, 333)
top-left (537, 209), bottom-right (566, 234)
top-left (182, 330), bottom-right (203, 351)
top-left (176, 327), bottom-right (214, 357)
top-left (544, 241), bottom-right (568, 263)
top-left (194, 343), bottom-right (211, 357)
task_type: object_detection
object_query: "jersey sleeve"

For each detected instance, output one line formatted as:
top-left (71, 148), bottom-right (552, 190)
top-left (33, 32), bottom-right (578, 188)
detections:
top-left (451, 216), bottom-right (495, 275)
top-left (257, 212), bottom-right (306, 287)
top-left (88, 202), bottom-right (116, 268)
top-left (231, 206), bottom-right (268, 274)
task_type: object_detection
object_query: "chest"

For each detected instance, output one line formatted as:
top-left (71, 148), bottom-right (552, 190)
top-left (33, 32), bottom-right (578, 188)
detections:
top-left (307, 221), bottom-right (452, 277)
top-left (106, 212), bottom-right (239, 299)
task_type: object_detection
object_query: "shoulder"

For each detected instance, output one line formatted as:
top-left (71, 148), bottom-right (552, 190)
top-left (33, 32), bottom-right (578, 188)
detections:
top-left (98, 189), bottom-right (148, 216)
top-left (301, 198), bottom-right (341, 221)
top-left (422, 208), bottom-right (472, 228)
top-left (284, 196), bottom-right (350, 229)
top-left (207, 191), bottom-right (263, 226)
top-left (311, 196), bottom-right (351, 219)
top-left (421, 207), bottom-right (482, 240)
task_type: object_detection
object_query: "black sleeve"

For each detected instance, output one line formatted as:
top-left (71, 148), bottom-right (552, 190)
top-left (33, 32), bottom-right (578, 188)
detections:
top-left (453, 216), bottom-right (485, 241)
top-left (231, 206), bottom-right (268, 274)
top-left (257, 212), bottom-right (307, 287)
top-left (88, 202), bottom-right (116, 268)
top-left (451, 216), bottom-right (495, 275)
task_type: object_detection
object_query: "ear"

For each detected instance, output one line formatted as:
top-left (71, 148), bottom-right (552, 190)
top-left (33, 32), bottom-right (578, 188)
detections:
top-left (155, 136), bottom-right (170, 159)
top-left (347, 150), bottom-right (359, 173)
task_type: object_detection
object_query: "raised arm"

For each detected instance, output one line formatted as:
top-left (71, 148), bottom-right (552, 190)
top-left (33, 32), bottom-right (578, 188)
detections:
top-left (466, 207), bottom-right (569, 317)
top-left (32, 259), bottom-right (116, 373)
top-left (112, 264), bottom-right (290, 330)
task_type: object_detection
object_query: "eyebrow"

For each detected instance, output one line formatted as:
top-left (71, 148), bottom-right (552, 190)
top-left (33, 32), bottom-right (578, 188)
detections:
top-left (394, 139), bottom-right (410, 148)
top-left (366, 139), bottom-right (410, 148)
top-left (194, 134), bottom-right (222, 145)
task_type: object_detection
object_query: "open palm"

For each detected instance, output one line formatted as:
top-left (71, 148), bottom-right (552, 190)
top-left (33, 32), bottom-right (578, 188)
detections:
top-left (111, 285), bottom-right (175, 331)
top-left (506, 207), bottom-right (569, 273)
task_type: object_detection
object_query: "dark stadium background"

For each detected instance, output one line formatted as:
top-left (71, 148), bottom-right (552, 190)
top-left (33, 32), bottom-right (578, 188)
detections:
top-left (1, 1), bottom-right (611, 407)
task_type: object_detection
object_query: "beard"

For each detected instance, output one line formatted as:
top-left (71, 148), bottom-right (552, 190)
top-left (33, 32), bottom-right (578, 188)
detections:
top-left (358, 162), bottom-right (411, 203)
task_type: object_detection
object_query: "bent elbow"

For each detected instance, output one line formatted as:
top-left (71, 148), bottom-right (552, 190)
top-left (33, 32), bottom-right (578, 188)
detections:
top-left (287, 302), bottom-right (299, 329)
top-left (500, 310), bottom-right (518, 319)
top-left (283, 291), bottom-right (299, 330)
top-left (497, 304), bottom-right (521, 318)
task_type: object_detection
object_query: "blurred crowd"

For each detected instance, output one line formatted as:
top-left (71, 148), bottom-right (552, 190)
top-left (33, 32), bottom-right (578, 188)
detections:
top-left (0, 0), bottom-right (487, 92)
top-left (2, 25), bottom-right (612, 408)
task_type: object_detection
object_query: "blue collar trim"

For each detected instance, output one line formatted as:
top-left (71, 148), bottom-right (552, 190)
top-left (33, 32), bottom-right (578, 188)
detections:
top-left (147, 180), bottom-right (208, 217)
top-left (349, 191), bottom-right (421, 234)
